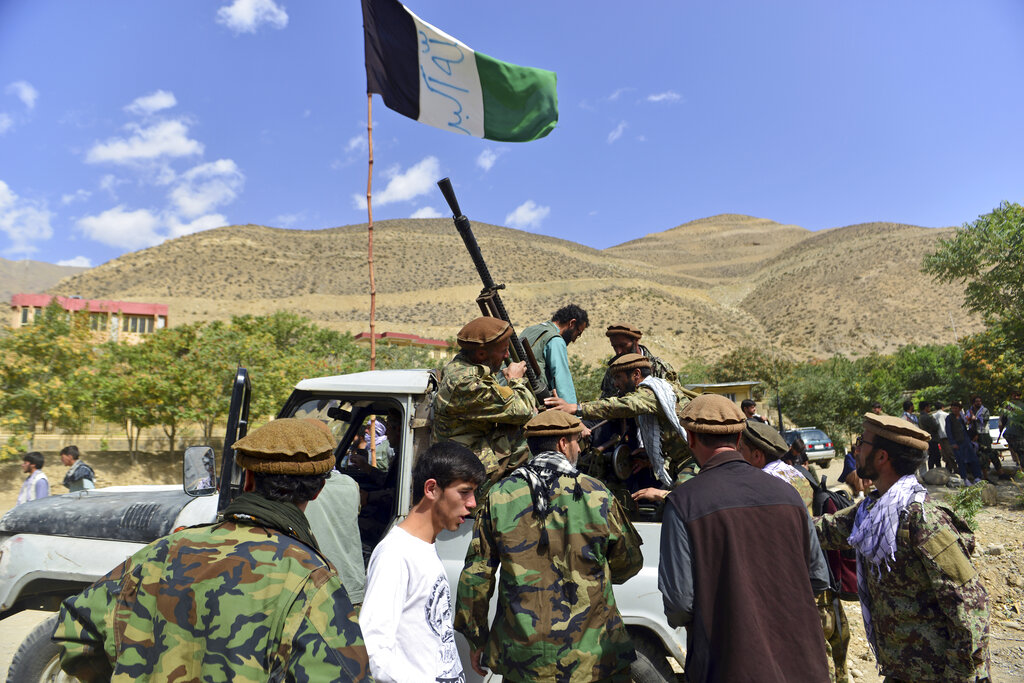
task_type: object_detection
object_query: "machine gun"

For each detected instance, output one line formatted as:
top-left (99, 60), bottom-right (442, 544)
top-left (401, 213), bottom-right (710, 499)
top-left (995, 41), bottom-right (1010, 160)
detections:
top-left (437, 177), bottom-right (551, 401)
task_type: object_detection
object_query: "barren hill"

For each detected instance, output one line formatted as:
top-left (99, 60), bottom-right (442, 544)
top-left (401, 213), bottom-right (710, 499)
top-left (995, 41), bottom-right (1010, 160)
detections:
top-left (1, 257), bottom-right (87, 302)
top-left (48, 215), bottom-right (982, 367)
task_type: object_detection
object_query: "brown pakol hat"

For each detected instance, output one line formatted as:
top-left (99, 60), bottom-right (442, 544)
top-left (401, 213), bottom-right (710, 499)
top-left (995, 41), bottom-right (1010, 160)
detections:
top-left (606, 323), bottom-right (642, 340)
top-left (233, 418), bottom-right (336, 475)
top-left (609, 352), bottom-right (651, 373)
top-left (524, 410), bottom-right (584, 438)
top-left (679, 394), bottom-right (747, 434)
top-left (862, 413), bottom-right (930, 451)
top-left (457, 316), bottom-right (512, 348)
top-left (743, 420), bottom-right (790, 457)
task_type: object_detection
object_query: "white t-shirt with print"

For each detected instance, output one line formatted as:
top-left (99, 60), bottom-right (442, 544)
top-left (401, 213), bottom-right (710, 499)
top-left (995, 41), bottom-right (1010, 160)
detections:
top-left (362, 526), bottom-right (464, 683)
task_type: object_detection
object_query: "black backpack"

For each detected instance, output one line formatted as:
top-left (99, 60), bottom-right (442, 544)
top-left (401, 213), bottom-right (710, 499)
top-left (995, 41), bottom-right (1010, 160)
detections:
top-left (796, 469), bottom-right (860, 600)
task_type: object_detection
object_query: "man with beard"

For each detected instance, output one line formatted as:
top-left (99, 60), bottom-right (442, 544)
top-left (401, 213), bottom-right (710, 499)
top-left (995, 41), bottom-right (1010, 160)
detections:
top-left (599, 323), bottom-right (677, 398)
top-left (546, 353), bottom-right (694, 498)
top-left (519, 303), bottom-right (589, 404)
top-left (432, 316), bottom-right (538, 495)
top-left (816, 413), bottom-right (990, 682)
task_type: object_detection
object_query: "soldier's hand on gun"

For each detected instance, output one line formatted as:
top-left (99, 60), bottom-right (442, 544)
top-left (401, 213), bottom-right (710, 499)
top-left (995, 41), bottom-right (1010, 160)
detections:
top-left (503, 360), bottom-right (527, 380)
top-left (544, 396), bottom-right (577, 414)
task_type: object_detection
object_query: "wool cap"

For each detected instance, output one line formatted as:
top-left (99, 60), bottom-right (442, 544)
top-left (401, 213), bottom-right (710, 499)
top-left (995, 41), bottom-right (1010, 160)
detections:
top-left (609, 352), bottom-right (651, 373)
top-left (233, 418), bottom-right (336, 475)
top-left (606, 323), bottom-right (642, 340)
top-left (743, 420), bottom-right (790, 457)
top-left (862, 413), bottom-right (930, 451)
top-left (679, 393), bottom-right (747, 434)
top-left (457, 316), bottom-right (512, 348)
top-left (524, 410), bottom-right (584, 437)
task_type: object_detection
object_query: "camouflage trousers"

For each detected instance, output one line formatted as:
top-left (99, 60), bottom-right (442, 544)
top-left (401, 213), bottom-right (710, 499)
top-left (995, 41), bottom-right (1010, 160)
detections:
top-left (818, 590), bottom-right (850, 683)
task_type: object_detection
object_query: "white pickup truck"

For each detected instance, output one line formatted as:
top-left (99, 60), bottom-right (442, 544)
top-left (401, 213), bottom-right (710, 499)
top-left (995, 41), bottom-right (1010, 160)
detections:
top-left (0, 368), bottom-right (685, 682)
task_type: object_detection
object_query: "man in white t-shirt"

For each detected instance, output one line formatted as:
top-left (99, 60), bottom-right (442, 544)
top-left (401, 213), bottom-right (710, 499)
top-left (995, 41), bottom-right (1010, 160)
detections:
top-left (361, 442), bottom-right (486, 683)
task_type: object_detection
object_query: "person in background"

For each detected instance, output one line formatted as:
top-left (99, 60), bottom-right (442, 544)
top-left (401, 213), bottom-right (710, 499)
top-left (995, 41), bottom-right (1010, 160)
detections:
top-left (870, 402), bottom-right (883, 415)
top-left (917, 401), bottom-right (943, 471)
top-left (840, 437), bottom-right (872, 496)
top-left (947, 401), bottom-right (981, 485)
top-left (741, 398), bottom-right (768, 424)
top-left (932, 401), bottom-right (956, 473)
top-left (519, 303), bottom-right (589, 404)
top-left (17, 452), bottom-right (49, 505)
top-left (60, 445), bottom-right (95, 492)
top-left (901, 399), bottom-right (919, 425)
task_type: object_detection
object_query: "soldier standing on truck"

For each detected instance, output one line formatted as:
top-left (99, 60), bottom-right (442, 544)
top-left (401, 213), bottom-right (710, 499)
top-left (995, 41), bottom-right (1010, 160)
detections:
top-left (547, 353), bottom-right (694, 497)
top-left (432, 316), bottom-right (538, 495)
top-left (455, 410), bottom-right (642, 682)
top-left (53, 418), bottom-right (371, 681)
top-left (519, 303), bottom-right (589, 404)
top-left (599, 323), bottom-right (677, 398)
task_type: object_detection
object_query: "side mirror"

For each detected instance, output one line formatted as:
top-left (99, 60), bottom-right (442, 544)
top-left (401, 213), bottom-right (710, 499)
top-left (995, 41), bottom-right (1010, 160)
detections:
top-left (183, 446), bottom-right (217, 497)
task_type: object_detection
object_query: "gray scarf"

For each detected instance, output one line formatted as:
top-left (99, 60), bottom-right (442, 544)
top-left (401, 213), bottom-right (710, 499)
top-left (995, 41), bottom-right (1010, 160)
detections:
top-left (636, 376), bottom-right (686, 486)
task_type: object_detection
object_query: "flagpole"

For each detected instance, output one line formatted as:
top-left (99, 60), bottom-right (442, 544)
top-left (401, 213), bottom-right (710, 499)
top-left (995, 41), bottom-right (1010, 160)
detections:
top-left (366, 93), bottom-right (377, 468)
top-left (366, 94), bottom-right (377, 372)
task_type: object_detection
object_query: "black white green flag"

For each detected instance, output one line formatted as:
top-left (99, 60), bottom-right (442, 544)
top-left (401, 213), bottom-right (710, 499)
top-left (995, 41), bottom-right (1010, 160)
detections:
top-left (361, 0), bottom-right (558, 142)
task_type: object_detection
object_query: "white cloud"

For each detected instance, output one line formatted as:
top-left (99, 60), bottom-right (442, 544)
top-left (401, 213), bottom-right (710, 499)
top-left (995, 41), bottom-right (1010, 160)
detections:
top-left (0, 113), bottom-right (12, 135)
top-left (98, 174), bottom-right (127, 199)
top-left (57, 256), bottom-right (92, 268)
top-left (86, 119), bottom-right (203, 164)
top-left (168, 159), bottom-right (244, 218)
top-left (647, 90), bottom-right (682, 103)
top-left (0, 180), bottom-right (54, 255)
top-left (346, 134), bottom-right (367, 153)
top-left (275, 212), bottom-right (306, 228)
top-left (125, 90), bottom-right (177, 116)
top-left (216, 0), bottom-right (288, 34)
top-left (6, 81), bottom-right (38, 110)
top-left (607, 121), bottom-right (628, 144)
top-left (504, 200), bottom-right (550, 230)
top-left (607, 88), bottom-right (631, 102)
top-left (77, 205), bottom-right (163, 249)
top-left (61, 189), bottom-right (92, 205)
top-left (352, 156), bottom-right (440, 209)
top-left (167, 213), bottom-right (227, 239)
top-left (476, 149), bottom-right (501, 172)
top-left (411, 206), bottom-right (442, 219)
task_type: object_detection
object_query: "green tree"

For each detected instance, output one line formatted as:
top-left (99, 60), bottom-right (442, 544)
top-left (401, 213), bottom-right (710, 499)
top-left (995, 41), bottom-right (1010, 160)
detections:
top-left (712, 345), bottom-right (795, 402)
top-left (93, 341), bottom-right (156, 463)
top-left (569, 356), bottom-right (605, 403)
top-left (780, 356), bottom-right (868, 453)
top-left (923, 201), bottom-right (1024, 331)
top-left (0, 300), bottom-right (97, 441)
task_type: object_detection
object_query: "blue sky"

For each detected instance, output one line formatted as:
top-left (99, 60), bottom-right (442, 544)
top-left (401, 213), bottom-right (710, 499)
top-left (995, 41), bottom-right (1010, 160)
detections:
top-left (1, 0), bottom-right (1022, 268)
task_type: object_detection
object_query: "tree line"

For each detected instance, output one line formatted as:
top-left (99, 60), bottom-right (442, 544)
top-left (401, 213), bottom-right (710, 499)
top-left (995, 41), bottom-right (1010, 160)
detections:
top-left (0, 309), bottom-right (434, 461)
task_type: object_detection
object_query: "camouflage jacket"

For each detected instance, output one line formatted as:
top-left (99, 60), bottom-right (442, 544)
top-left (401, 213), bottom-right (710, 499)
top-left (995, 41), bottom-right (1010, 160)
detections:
top-left (816, 497), bottom-right (989, 682)
top-left (54, 520), bottom-right (370, 682)
top-left (580, 385), bottom-right (695, 484)
top-left (432, 353), bottom-right (537, 480)
top-left (599, 344), bottom-right (677, 398)
top-left (454, 459), bottom-right (643, 682)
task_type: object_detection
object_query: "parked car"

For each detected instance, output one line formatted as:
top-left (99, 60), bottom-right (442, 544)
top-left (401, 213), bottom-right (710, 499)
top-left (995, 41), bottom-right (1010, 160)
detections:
top-left (990, 416), bottom-right (1008, 452)
top-left (782, 427), bottom-right (836, 464)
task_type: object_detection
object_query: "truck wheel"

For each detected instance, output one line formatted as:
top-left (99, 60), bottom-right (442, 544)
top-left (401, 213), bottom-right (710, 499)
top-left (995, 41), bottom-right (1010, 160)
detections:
top-left (630, 631), bottom-right (677, 682)
top-left (6, 614), bottom-right (77, 683)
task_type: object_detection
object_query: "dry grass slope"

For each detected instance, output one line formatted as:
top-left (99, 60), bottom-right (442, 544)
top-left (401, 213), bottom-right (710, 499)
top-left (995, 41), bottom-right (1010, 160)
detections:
top-left (47, 215), bottom-right (983, 367)
top-left (1, 257), bottom-right (86, 302)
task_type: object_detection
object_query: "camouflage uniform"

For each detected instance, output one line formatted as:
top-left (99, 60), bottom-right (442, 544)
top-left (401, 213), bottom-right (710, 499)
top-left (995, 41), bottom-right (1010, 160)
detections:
top-left (433, 352), bottom-right (538, 486)
top-left (816, 497), bottom-right (989, 682)
top-left (454, 458), bottom-right (643, 682)
top-left (599, 343), bottom-right (677, 398)
top-left (54, 520), bottom-right (370, 682)
top-left (580, 385), bottom-right (695, 484)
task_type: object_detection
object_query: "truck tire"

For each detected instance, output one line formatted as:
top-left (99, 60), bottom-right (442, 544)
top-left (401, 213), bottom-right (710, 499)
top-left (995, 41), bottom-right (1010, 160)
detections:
top-left (630, 630), bottom-right (677, 682)
top-left (6, 614), bottom-right (77, 683)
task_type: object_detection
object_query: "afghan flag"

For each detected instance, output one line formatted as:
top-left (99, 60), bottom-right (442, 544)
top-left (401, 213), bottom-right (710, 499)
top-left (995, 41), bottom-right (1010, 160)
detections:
top-left (361, 0), bottom-right (558, 142)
